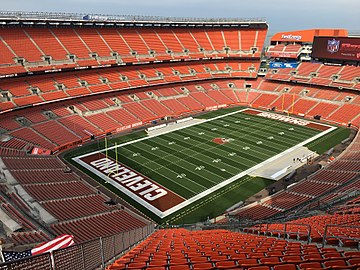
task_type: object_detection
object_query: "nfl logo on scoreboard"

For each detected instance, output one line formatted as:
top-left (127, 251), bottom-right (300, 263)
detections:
top-left (327, 39), bottom-right (340, 54)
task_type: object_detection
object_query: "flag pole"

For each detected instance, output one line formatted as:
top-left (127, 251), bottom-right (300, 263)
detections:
top-left (105, 137), bottom-right (108, 170)
top-left (0, 245), bottom-right (4, 263)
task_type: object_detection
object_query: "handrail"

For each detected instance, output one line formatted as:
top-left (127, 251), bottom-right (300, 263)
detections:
top-left (0, 223), bottom-right (155, 269)
top-left (322, 224), bottom-right (360, 248)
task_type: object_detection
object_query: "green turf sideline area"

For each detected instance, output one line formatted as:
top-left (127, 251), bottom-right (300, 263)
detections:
top-left (70, 107), bottom-right (339, 222)
top-left (306, 126), bottom-right (351, 155)
top-left (164, 176), bottom-right (274, 225)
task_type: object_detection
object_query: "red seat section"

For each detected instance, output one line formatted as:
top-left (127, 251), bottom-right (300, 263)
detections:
top-left (51, 210), bottom-right (147, 243)
top-left (51, 28), bottom-right (92, 59)
top-left (58, 115), bottom-right (100, 137)
top-left (0, 26), bottom-right (266, 77)
top-left (32, 120), bottom-right (80, 146)
top-left (24, 28), bottom-right (69, 61)
top-left (0, 28), bottom-right (43, 62)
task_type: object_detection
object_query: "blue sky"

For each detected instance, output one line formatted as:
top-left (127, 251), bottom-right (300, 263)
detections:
top-left (1, 0), bottom-right (359, 34)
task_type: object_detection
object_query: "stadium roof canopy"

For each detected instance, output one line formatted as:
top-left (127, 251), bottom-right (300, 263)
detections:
top-left (0, 11), bottom-right (267, 28)
top-left (270, 29), bottom-right (348, 43)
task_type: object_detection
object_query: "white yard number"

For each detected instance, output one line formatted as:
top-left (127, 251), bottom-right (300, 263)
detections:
top-left (198, 132), bottom-right (204, 135)
top-left (289, 127), bottom-right (294, 131)
top-left (211, 128), bottom-right (217, 131)
top-left (177, 173), bottom-right (187, 178)
top-left (267, 136), bottom-right (274, 140)
top-left (245, 117), bottom-right (250, 120)
top-left (212, 159), bottom-right (221, 163)
top-left (132, 153), bottom-right (140, 157)
top-left (220, 168), bottom-right (226, 172)
top-left (168, 141), bottom-right (176, 145)
top-left (151, 147), bottom-right (159, 151)
top-left (235, 120), bottom-right (241, 123)
top-left (195, 165), bottom-right (205, 171)
top-left (229, 152), bottom-right (237, 157)
top-left (278, 132), bottom-right (285, 135)
top-left (184, 137), bottom-right (190, 140)
top-left (257, 141), bottom-right (263, 145)
top-left (243, 146), bottom-right (250, 150)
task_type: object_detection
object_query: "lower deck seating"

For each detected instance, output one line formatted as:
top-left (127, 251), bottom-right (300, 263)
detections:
top-left (250, 211), bottom-right (360, 247)
top-left (1, 77), bottom-right (359, 153)
top-left (51, 210), bottom-right (148, 243)
top-left (1, 155), bottom-right (152, 247)
top-left (107, 229), bottom-right (360, 270)
top-left (40, 194), bottom-right (117, 221)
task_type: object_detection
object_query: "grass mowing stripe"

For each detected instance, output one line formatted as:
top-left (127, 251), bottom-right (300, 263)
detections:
top-left (190, 122), bottom-right (283, 157)
top-left (114, 143), bottom-right (208, 195)
top-left (306, 127), bottom-right (350, 155)
top-left (152, 136), bottom-right (238, 177)
top-left (185, 120), bottom-right (277, 158)
top-left (109, 145), bottom-right (204, 196)
top-left (167, 176), bottom-right (274, 224)
top-left (165, 132), bottom-right (251, 172)
top-left (134, 139), bottom-right (228, 185)
top-left (220, 116), bottom-right (311, 147)
top-left (223, 114), bottom-right (319, 144)
top-left (128, 142), bottom-right (220, 189)
top-left (173, 129), bottom-right (263, 167)
top-left (191, 123), bottom-right (288, 155)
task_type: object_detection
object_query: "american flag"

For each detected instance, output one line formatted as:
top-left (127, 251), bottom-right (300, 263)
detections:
top-left (1, 234), bottom-right (74, 263)
top-left (2, 250), bottom-right (32, 262)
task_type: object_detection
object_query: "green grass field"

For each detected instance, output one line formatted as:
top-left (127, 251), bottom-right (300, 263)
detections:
top-left (104, 110), bottom-right (321, 199)
top-left (66, 107), bottom-right (349, 224)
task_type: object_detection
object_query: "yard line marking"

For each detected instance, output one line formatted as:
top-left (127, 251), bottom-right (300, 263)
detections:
top-left (134, 140), bottom-right (223, 185)
top-left (115, 145), bottom-right (205, 195)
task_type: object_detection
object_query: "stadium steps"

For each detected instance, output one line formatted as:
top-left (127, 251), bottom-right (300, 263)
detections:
top-left (170, 29), bottom-right (187, 51)
top-left (0, 147), bottom-right (27, 157)
top-left (72, 29), bottom-right (94, 57)
top-left (326, 102), bottom-right (348, 120)
top-left (48, 29), bottom-right (71, 56)
top-left (94, 28), bottom-right (114, 54)
top-left (10, 127), bottom-right (56, 151)
top-left (203, 31), bottom-right (216, 51)
top-left (0, 38), bottom-right (20, 63)
top-left (301, 99), bottom-right (320, 115)
top-left (56, 120), bottom-right (84, 138)
top-left (117, 30), bottom-right (139, 56)
top-left (286, 191), bottom-right (315, 198)
top-left (253, 30), bottom-right (259, 53)
top-left (22, 30), bottom-right (49, 64)
top-left (0, 192), bottom-right (55, 243)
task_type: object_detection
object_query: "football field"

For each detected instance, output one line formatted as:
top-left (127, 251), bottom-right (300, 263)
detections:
top-left (73, 108), bottom-right (336, 220)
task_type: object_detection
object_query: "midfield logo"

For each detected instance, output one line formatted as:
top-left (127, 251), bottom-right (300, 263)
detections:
top-left (327, 39), bottom-right (340, 54)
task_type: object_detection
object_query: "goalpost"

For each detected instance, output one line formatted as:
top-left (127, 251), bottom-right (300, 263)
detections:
top-left (281, 93), bottom-right (296, 116)
top-left (104, 138), bottom-right (119, 180)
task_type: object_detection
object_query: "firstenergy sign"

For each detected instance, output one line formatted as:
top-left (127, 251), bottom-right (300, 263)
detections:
top-left (281, 34), bottom-right (302, 41)
top-left (74, 153), bottom-right (185, 217)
